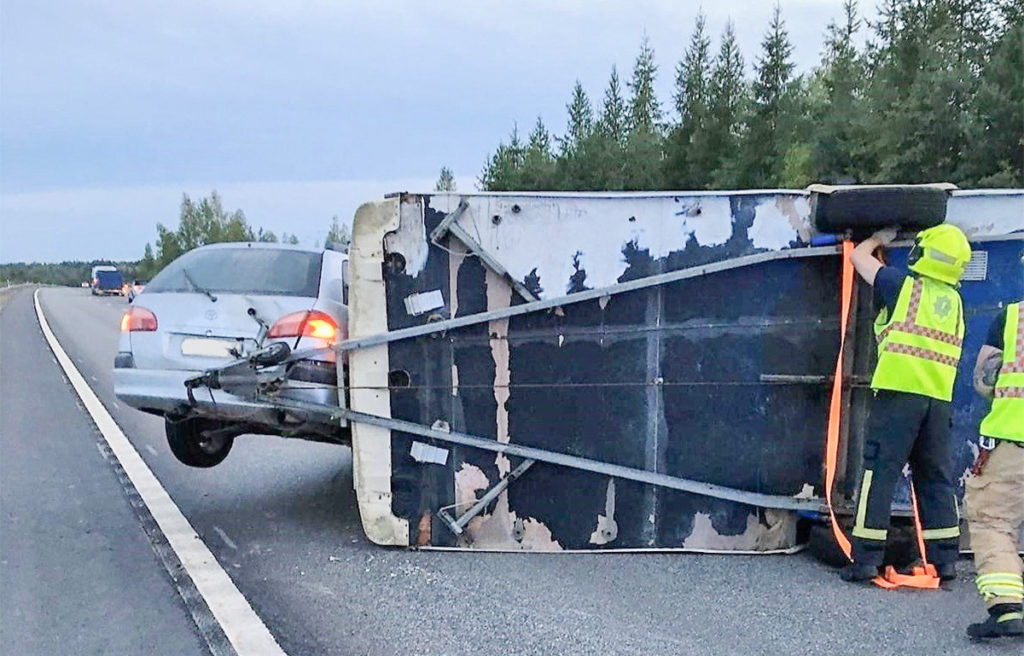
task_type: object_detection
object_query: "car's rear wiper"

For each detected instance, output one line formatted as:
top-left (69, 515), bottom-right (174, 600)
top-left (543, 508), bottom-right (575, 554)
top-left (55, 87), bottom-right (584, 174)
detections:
top-left (183, 268), bottom-right (217, 302)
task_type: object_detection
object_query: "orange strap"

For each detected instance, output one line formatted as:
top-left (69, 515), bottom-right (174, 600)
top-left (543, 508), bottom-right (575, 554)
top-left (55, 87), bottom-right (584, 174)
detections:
top-left (872, 482), bottom-right (940, 589)
top-left (824, 241), bottom-right (855, 560)
top-left (823, 242), bottom-right (940, 589)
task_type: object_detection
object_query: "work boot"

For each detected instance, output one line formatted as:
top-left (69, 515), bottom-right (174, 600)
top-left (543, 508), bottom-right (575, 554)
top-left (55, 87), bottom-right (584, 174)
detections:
top-left (967, 605), bottom-right (1024, 640)
top-left (839, 563), bottom-right (879, 583)
top-left (936, 562), bottom-right (958, 581)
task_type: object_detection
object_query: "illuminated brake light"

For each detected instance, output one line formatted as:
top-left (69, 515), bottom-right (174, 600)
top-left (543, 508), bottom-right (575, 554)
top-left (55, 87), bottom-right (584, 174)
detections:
top-left (120, 306), bottom-right (157, 332)
top-left (267, 311), bottom-right (338, 343)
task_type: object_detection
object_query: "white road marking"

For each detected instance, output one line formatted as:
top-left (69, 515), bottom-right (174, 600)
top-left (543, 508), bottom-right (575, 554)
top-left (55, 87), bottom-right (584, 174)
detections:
top-left (213, 526), bottom-right (238, 551)
top-left (34, 290), bottom-right (287, 656)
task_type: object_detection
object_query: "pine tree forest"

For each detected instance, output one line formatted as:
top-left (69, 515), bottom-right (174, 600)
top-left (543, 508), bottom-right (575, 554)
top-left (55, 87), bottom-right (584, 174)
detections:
top-left (478, 1), bottom-right (1023, 192)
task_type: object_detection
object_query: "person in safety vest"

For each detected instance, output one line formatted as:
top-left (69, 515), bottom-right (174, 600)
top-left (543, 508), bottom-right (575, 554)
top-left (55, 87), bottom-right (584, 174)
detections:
top-left (841, 223), bottom-right (972, 583)
top-left (963, 300), bottom-right (1024, 640)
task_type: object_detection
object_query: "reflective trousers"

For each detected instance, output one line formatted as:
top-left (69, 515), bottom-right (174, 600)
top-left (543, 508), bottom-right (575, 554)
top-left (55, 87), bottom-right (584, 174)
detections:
top-left (965, 441), bottom-right (1024, 607)
top-left (850, 390), bottom-right (961, 566)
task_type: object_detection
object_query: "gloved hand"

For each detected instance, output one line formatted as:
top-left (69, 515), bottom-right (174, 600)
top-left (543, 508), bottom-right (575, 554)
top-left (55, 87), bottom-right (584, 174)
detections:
top-left (871, 227), bottom-right (899, 246)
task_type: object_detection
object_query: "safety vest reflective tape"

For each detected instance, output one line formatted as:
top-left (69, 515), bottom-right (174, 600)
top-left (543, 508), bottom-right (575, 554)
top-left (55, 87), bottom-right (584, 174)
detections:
top-left (883, 343), bottom-right (959, 367)
top-left (980, 302), bottom-right (1024, 442)
top-left (872, 277), bottom-right (964, 401)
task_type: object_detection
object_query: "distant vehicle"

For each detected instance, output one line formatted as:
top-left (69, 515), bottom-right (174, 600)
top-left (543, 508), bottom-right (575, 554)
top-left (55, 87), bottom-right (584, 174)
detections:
top-left (126, 279), bottom-right (147, 303)
top-left (91, 265), bottom-right (124, 296)
top-left (113, 242), bottom-right (348, 468)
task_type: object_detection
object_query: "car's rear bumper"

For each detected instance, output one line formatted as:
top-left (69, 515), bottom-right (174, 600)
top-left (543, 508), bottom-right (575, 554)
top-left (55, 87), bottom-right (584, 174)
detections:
top-left (113, 367), bottom-right (339, 428)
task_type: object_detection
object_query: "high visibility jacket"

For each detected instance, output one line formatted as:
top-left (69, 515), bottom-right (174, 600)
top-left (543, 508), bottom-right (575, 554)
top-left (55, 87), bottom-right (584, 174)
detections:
top-left (872, 276), bottom-right (964, 402)
top-left (980, 302), bottom-right (1024, 442)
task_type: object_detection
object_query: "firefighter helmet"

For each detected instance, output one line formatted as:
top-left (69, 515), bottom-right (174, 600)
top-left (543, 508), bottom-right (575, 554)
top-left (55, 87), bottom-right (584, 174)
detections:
top-left (908, 224), bottom-right (971, 285)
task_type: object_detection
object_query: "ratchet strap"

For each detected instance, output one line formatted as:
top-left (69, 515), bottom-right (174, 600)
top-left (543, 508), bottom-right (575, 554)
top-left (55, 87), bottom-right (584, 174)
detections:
top-left (871, 483), bottom-right (940, 589)
top-left (822, 241), bottom-right (939, 589)
top-left (824, 240), bottom-right (855, 560)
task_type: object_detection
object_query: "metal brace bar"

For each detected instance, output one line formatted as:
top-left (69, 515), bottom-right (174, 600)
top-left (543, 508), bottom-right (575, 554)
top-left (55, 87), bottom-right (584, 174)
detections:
top-left (334, 244), bottom-right (841, 353)
top-left (438, 459), bottom-right (536, 536)
top-left (257, 396), bottom-right (824, 512)
top-left (428, 198), bottom-right (469, 242)
top-left (428, 198), bottom-right (538, 303)
top-left (759, 374), bottom-right (872, 385)
top-left (447, 221), bottom-right (539, 302)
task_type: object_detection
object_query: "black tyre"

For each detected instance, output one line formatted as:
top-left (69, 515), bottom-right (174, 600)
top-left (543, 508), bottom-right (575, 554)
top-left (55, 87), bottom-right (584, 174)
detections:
top-left (165, 417), bottom-right (234, 468)
top-left (808, 522), bottom-right (850, 568)
top-left (810, 185), bottom-right (951, 236)
top-left (807, 521), bottom-right (918, 569)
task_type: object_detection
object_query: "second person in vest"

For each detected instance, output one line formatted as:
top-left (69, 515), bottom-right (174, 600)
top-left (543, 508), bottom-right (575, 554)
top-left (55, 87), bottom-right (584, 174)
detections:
top-left (842, 223), bottom-right (973, 583)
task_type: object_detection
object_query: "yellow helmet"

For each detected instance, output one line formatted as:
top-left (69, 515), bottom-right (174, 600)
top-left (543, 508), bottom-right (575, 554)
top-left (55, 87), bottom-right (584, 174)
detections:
top-left (908, 224), bottom-right (971, 285)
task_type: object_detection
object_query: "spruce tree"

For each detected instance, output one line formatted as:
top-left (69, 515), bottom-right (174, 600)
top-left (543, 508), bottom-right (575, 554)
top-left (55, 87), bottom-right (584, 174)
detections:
top-left (561, 81), bottom-right (594, 158)
top-left (665, 13), bottom-right (713, 189)
top-left (479, 125), bottom-right (526, 191)
top-left (707, 21), bottom-right (748, 188)
top-left (598, 66), bottom-right (627, 145)
top-left (594, 67), bottom-right (628, 189)
top-left (435, 166), bottom-right (457, 192)
top-left (739, 4), bottom-right (797, 187)
top-left (812, 0), bottom-right (866, 183)
top-left (519, 116), bottom-right (556, 190)
top-left (626, 34), bottom-right (662, 134)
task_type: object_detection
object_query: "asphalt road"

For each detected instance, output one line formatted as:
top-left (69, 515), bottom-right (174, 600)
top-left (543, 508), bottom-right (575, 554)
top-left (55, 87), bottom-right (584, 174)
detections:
top-left (1, 286), bottom-right (1019, 656)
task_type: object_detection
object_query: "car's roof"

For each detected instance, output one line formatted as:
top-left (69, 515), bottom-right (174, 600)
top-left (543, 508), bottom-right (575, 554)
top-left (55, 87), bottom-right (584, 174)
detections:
top-left (193, 241), bottom-right (323, 255)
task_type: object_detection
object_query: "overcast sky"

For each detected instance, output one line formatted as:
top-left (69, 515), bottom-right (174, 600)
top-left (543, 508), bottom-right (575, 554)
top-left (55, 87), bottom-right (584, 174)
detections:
top-left (0, 0), bottom-right (870, 263)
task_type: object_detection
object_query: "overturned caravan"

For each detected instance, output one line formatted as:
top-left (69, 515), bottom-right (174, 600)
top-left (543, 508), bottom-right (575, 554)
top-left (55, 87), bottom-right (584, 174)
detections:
top-left (350, 189), bottom-right (1023, 551)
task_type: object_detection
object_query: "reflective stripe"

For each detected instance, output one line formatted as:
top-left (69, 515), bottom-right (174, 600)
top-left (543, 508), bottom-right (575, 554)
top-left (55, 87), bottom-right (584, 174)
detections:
top-left (852, 526), bottom-right (888, 540)
top-left (977, 573), bottom-right (1024, 584)
top-left (883, 342), bottom-right (959, 367)
top-left (852, 470), bottom-right (888, 540)
top-left (876, 279), bottom-right (963, 347)
top-left (921, 526), bottom-right (960, 540)
top-left (998, 612), bottom-right (1024, 622)
top-left (976, 573), bottom-right (1024, 600)
top-left (981, 303), bottom-right (1024, 441)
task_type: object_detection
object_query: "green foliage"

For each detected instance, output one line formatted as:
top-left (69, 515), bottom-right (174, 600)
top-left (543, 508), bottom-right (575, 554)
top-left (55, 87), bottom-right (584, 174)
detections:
top-left (435, 167), bottom-right (457, 191)
top-left (626, 35), bottom-right (662, 134)
top-left (1, 260), bottom-right (144, 287)
top-left (664, 12), bottom-right (714, 189)
top-left (738, 4), bottom-right (799, 188)
top-left (476, 1), bottom-right (1019, 193)
top-left (519, 116), bottom-right (557, 189)
top-left (706, 21), bottom-right (750, 187)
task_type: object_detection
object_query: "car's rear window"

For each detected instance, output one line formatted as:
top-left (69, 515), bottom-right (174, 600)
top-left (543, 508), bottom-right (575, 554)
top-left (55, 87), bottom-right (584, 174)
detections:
top-left (146, 247), bottom-right (322, 297)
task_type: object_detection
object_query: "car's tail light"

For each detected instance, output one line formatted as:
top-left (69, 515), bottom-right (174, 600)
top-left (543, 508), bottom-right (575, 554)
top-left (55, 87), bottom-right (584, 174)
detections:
top-left (120, 306), bottom-right (158, 332)
top-left (267, 310), bottom-right (339, 343)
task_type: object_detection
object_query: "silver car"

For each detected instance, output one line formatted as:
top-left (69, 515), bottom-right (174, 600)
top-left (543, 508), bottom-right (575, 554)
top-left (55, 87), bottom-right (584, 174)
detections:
top-left (114, 242), bottom-right (349, 467)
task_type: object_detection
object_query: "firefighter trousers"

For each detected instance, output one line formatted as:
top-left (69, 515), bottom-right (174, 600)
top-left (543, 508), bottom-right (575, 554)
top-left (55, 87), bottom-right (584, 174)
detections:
top-left (965, 441), bottom-right (1024, 607)
top-left (850, 390), bottom-right (961, 566)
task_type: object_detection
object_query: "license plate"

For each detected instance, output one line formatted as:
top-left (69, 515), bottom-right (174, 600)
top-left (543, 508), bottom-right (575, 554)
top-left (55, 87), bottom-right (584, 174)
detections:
top-left (181, 337), bottom-right (239, 358)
